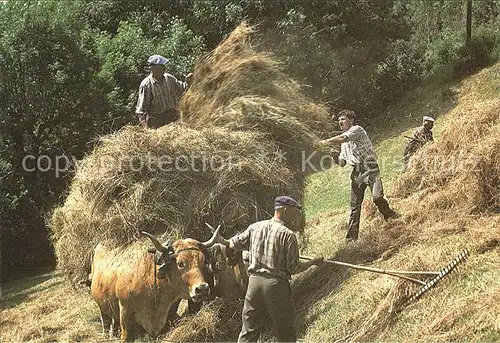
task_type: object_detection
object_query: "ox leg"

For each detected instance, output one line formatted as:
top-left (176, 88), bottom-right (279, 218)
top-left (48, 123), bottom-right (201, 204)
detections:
top-left (109, 317), bottom-right (116, 339)
top-left (99, 311), bottom-right (111, 336)
top-left (119, 301), bottom-right (134, 342)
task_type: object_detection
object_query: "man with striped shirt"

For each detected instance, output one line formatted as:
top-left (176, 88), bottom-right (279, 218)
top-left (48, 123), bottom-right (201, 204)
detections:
top-left (321, 110), bottom-right (398, 241)
top-left (135, 55), bottom-right (192, 128)
top-left (217, 196), bottom-right (324, 343)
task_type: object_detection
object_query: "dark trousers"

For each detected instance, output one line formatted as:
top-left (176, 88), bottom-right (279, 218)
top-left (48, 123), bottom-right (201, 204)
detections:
top-left (139, 110), bottom-right (179, 129)
top-left (346, 167), bottom-right (397, 240)
top-left (238, 274), bottom-right (296, 343)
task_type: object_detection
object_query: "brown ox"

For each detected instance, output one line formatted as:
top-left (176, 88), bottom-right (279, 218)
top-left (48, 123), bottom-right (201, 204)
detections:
top-left (90, 227), bottom-right (220, 341)
top-left (171, 243), bottom-right (249, 317)
top-left (209, 244), bottom-right (249, 300)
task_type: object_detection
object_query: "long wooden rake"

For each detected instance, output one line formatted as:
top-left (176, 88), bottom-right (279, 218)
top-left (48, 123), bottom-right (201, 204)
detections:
top-left (300, 248), bottom-right (469, 304)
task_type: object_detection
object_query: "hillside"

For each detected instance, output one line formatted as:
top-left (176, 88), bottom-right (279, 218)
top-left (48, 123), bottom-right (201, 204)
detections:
top-left (1, 63), bottom-right (499, 342)
top-left (299, 61), bottom-right (500, 342)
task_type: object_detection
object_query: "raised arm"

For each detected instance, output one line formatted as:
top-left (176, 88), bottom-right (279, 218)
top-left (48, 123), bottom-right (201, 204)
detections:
top-left (320, 134), bottom-right (348, 145)
top-left (217, 225), bottom-right (252, 251)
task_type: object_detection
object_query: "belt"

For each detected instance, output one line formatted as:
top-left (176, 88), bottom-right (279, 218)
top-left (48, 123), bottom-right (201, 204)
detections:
top-left (250, 271), bottom-right (289, 281)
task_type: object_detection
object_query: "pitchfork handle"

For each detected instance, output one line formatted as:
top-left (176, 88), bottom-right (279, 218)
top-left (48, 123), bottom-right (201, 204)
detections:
top-left (300, 256), bottom-right (439, 285)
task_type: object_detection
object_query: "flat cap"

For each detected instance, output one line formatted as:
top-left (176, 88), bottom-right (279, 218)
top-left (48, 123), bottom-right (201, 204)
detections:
top-left (423, 116), bottom-right (435, 122)
top-left (147, 55), bottom-right (169, 66)
top-left (275, 196), bottom-right (302, 210)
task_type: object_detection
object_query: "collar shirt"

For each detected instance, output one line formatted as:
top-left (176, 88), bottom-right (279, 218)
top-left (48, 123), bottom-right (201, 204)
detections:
top-left (135, 73), bottom-right (188, 116)
top-left (229, 218), bottom-right (299, 280)
top-left (339, 125), bottom-right (377, 167)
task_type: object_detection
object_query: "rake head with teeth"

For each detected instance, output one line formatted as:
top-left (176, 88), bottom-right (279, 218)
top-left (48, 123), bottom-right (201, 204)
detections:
top-left (300, 248), bottom-right (470, 305)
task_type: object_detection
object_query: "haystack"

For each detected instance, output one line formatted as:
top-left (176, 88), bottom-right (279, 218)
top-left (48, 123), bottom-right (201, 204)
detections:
top-left (51, 125), bottom-right (301, 282)
top-left (51, 23), bottom-right (331, 285)
top-left (180, 23), bottom-right (333, 172)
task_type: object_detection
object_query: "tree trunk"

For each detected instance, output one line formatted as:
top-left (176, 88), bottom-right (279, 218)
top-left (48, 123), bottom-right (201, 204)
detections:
top-left (466, 0), bottom-right (472, 42)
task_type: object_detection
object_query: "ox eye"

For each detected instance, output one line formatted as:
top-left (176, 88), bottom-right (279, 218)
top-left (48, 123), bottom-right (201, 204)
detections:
top-left (177, 261), bottom-right (186, 269)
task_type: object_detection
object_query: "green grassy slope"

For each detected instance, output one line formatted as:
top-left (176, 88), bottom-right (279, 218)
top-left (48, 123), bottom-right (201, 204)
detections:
top-left (297, 63), bottom-right (500, 342)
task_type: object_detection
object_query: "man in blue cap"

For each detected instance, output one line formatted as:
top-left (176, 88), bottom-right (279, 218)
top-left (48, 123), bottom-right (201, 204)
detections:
top-left (216, 195), bottom-right (324, 343)
top-left (135, 55), bottom-right (193, 128)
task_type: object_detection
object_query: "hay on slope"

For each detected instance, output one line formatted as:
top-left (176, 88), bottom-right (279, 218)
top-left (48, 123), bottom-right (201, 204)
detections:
top-left (298, 64), bottom-right (500, 343)
top-left (180, 23), bottom-right (333, 172)
top-left (394, 99), bottom-right (500, 214)
top-left (162, 298), bottom-right (243, 342)
top-left (51, 125), bottom-right (301, 283)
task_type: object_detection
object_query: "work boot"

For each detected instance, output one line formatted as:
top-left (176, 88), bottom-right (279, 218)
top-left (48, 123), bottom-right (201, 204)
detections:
top-left (383, 210), bottom-right (400, 222)
top-left (345, 230), bottom-right (358, 242)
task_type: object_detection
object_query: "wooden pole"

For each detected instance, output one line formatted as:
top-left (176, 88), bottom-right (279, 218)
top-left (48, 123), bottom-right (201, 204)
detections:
top-left (466, 0), bottom-right (473, 43)
top-left (300, 255), bottom-right (439, 284)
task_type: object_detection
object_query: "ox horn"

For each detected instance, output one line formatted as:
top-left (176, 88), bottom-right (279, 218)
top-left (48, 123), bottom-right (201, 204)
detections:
top-left (205, 222), bottom-right (216, 233)
top-left (202, 224), bottom-right (222, 248)
top-left (141, 231), bottom-right (168, 253)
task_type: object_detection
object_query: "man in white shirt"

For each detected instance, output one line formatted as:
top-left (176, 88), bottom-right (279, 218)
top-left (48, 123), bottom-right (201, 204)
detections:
top-left (135, 55), bottom-right (192, 128)
top-left (321, 110), bottom-right (398, 241)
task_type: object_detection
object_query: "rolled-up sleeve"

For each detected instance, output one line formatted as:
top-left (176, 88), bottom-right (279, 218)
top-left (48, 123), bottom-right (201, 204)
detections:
top-left (176, 78), bottom-right (188, 93)
top-left (135, 84), bottom-right (150, 116)
top-left (285, 234), bottom-right (299, 274)
top-left (339, 143), bottom-right (347, 161)
top-left (230, 225), bottom-right (252, 251)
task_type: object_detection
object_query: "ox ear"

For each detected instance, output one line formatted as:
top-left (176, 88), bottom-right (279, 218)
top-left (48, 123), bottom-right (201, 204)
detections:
top-left (141, 231), bottom-right (168, 253)
top-left (202, 224), bottom-right (222, 248)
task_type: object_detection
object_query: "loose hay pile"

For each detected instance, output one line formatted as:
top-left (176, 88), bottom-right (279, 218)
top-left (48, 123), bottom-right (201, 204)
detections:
top-left (163, 298), bottom-right (243, 342)
top-left (394, 98), bottom-right (500, 216)
top-left (180, 23), bottom-right (332, 171)
top-left (51, 125), bottom-right (303, 282)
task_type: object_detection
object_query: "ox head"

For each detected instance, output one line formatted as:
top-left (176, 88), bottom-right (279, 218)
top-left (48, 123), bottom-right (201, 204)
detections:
top-left (142, 226), bottom-right (221, 303)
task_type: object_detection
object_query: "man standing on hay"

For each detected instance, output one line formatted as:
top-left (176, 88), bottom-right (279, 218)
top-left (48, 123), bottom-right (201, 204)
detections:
top-left (216, 196), bottom-right (324, 343)
top-left (403, 116), bottom-right (435, 171)
top-left (135, 55), bottom-right (192, 128)
top-left (321, 110), bottom-right (399, 241)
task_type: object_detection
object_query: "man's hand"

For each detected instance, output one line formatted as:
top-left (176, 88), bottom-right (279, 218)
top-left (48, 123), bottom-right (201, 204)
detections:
top-left (139, 114), bottom-right (149, 128)
top-left (330, 149), bottom-right (340, 165)
top-left (310, 257), bottom-right (324, 266)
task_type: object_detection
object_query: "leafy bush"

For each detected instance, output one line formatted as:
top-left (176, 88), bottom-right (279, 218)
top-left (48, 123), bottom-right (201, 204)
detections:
top-left (373, 38), bottom-right (425, 107)
top-left (421, 26), bottom-right (499, 81)
top-left (454, 27), bottom-right (498, 76)
top-left (0, 0), bottom-right (107, 279)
